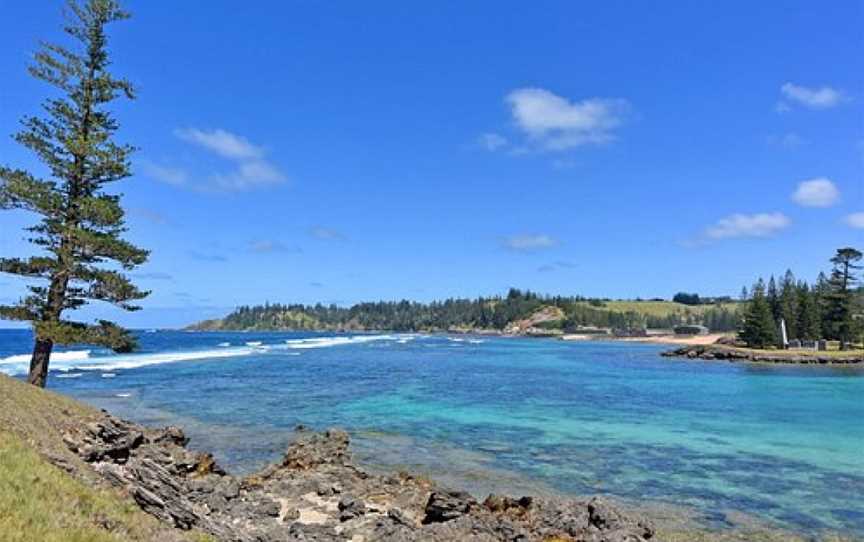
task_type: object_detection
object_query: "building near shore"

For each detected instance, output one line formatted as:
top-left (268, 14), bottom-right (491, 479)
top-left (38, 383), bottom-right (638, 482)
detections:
top-left (673, 324), bottom-right (710, 336)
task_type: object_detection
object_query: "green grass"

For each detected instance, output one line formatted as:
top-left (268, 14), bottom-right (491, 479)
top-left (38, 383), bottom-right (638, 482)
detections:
top-left (593, 300), bottom-right (740, 317)
top-left (722, 345), bottom-right (864, 359)
top-left (0, 376), bottom-right (211, 542)
top-left (0, 431), bottom-right (213, 542)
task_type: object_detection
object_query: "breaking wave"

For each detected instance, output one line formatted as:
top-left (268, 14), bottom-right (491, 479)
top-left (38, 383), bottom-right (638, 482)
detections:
top-left (282, 334), bottom-right (399, 349)
top-left (0, 346), bottom-right (257, 376)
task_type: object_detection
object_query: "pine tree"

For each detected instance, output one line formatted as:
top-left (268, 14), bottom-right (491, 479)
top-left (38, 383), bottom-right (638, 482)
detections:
top-left (823, 248), bottom-right (863, 345)
top-left (796, 282), bottom-right (821, 341)
top-left (779, 270), bottom-right (799, 340)
top-left (766, 276), bottom-right (781, 322)
top-left (739, 279), bottom-right (778, 348)
top-left (0, 0), bottom-right (147, 387)
top-left (813, 271), bottom-right (831, 338)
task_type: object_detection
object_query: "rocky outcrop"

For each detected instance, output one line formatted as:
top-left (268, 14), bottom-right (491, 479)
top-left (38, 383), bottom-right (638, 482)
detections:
top-left (60, 414), bottom-right (654, 542)
top-left (662, 345), bottom-right (863, 364)
top-left (504, 306), bottom-right (566, 336)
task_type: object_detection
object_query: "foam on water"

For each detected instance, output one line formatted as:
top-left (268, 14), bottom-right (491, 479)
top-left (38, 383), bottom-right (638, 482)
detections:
top-left (282, 334), bottom-right (399, 349)
top-left (0, 333), bottom-right (412, 377)
top-left (76, 347), bottom-right (257, 371)
top-left (0, 350), bottom-right (93, 376)
top-left (0, 346), bottom-right (258, 376)
top-left (0, 349), bottom-right (91, 364)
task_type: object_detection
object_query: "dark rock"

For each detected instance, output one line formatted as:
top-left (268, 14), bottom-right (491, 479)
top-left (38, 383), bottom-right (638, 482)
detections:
top-left (151, 425), bottom-right (189, 447)
top-left (338, 495), bottom-right (366, 521)
top-left (281, 428), bottom-right (351, 470)
top-left (62, 413), bottom-right (655, 542)
top-left (423, 490), bottom-right (478, 523)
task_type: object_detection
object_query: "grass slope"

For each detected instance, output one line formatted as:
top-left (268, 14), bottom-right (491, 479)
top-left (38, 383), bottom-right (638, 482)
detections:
top-left (592, 300), bottom-right (740, 317)
top-left (0, 375), bottom-right (209, 542)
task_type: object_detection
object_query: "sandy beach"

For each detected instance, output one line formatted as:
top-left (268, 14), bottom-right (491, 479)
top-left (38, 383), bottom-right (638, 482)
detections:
top-left (561, 333), bottom-right (728, 346)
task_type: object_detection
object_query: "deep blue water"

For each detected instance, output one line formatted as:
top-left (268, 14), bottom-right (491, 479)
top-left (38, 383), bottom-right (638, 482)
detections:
top-left (2, 329), bottom-right (862, 537)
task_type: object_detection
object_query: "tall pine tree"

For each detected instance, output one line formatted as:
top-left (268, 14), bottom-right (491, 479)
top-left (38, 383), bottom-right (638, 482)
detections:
top-left (0, 0), bottom-right (147, 387)
top-left (766, 276), bottom-right (780, 323)
top-left (823, 247), bottom-right (863, 345)
top-left (779, 269), bottom-right (799, 340)
top-left (739, 279), bottom-right (778, 348)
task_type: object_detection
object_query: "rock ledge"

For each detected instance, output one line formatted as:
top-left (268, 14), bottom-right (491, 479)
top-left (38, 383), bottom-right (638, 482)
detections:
top-left (60, 414), bottom-right (654, 541)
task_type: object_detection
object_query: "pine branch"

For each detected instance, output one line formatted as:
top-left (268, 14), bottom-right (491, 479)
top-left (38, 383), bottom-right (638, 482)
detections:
top-left (0, 167), bottom-right (63, 215)
top-left (71, 227), bottom-right (149, 268)
top-left (34, 318), bottom-right (136, 352)
top-left (0, 256), bottom-right (58, 279)
top-left (71, 266), bottom-right (149, 309)
top-left (0, 305), bottom-right (40, 321)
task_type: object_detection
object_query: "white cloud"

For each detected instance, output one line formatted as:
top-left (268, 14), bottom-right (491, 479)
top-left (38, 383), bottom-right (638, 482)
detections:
top-left (779, 83), bottom-right (844, 110)
top-left (766, 132), bottom-right (806, 149)
top-left (210, 160), bottom-right (287, 191)
top-left (505, 88), bottom-right (629, 151)
top-left (537, 259), bottom-right (576, 272)
top-left (249, 240), bottom-right (300, 254)
top-left (503, 234), bottom-right (558, 251)
top-left (146, 128), bottom-right (288, 192)
top-left (478, 132), bottom-right (508, 151)
top-left (309, 227), bottom-right (346, 241)
top-left (139, 160), bottom-right (188, 186)
top-left (131, 272), bottom-right (173, 281)
top-left (792, 177), bottom-right (839, 207)
top-left (705, 212), bottom-right (791, 240)
top-left (844, 212), bottom-right (864, 229)
top-left (130, 207), bottom-right (170, 225)
top-left (174, 128), bottom-right (263, 160)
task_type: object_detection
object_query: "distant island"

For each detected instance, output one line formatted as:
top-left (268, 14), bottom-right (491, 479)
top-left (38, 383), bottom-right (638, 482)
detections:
top-left (189, 288), bottom-right (741, 336)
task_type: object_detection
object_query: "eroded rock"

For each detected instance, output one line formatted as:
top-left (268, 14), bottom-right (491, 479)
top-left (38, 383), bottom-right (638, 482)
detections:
top-left (61, 414), bottom-right (654, 541)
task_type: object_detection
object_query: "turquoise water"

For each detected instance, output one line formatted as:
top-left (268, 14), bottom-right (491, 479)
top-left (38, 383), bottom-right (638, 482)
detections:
top-left (1, 329), bottom-right (862, 536)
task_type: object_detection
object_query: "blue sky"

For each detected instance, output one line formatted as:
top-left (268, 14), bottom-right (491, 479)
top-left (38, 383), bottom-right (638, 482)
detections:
top-left (1, 1), bottom-right (862, 328)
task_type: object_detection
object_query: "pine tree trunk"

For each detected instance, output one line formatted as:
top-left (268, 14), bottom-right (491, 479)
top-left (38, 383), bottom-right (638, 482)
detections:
top-left (28, 337), bottom-right (53, 388)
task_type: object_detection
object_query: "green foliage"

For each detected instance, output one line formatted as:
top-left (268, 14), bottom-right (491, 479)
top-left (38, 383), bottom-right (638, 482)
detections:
top-left (0, 1), bottom-right (147, 368)
top-left (737, 248), bottom-right (863, 348)
top-left (796, 283), bottom-right (821, 341)
top-left (672, 292), bottom-right (700, 305)
top-left (739, 280), bottom-right (778, 348)
top-left (201, 289), bottom-right (742, 333)
top-left (822, 247), bottom-right (863, 343)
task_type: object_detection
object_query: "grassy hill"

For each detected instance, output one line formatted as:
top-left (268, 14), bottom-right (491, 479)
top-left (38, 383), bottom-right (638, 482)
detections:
top-left (0, 375), bottom-right (210, 542)
top-left (589, 300), bottom-right (740, 318)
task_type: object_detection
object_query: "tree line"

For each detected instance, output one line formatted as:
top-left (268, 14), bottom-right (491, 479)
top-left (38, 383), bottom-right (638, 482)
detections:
top-left (209, 289), bottom-right (741, 333)
top-left (739, 248), bottom-right (863, 348)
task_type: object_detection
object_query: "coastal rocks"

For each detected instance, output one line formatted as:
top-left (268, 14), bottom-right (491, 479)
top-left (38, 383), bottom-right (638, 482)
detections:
top-left (60, 413), bottom-right (654, 541)
top-left (423, 490), bottom-right (478, 523)
top-left (504, 306), bottom-right (565, 336)
top-left (662, 345), bottom-right (863, 364)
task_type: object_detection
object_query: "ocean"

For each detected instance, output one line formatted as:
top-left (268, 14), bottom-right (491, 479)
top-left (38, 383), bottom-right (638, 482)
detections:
top-left (1, 329), bottom-right (862, 537)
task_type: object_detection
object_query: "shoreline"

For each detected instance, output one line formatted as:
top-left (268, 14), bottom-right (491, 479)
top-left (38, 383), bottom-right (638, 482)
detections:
top-left (0, 374), bottom-right (655, 542)
top-left (182, 326), bottom-right (732, 346)
top-left (560, 332), bottom-right (730, 346)
top-left (661, 344), bottom-right (864, 364)
top-left (2, 374), bottom-right (844, 541)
